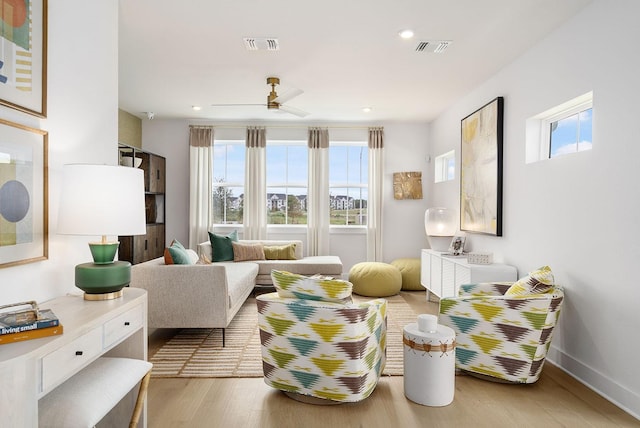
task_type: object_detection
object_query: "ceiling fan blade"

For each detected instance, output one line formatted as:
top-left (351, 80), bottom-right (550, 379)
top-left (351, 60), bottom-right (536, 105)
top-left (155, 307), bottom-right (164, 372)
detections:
top-left (211, 103), bottom-right (266, 107)
top-left (278, 104), bottom-right (309, 117)
top-left (273, 88), bottom-right (303, 104)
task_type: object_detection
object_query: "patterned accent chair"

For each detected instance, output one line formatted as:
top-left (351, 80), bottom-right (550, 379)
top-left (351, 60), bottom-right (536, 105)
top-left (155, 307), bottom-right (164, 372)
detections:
top-left (438, 281), bottom-right (564, 383)
top-left (257, 270), bottom-right (387, 403)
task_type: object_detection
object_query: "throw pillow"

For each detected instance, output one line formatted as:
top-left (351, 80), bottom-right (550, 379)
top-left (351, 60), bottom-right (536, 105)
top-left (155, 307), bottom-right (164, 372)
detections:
top-left (164, 239), bottom-right (194, 265)
top-left (505, 265), bottom-right (555, 296)
top-left (263, 243), bottom-right (297, 260)
top-left (208, 230), bottom-right (238, 262)
top-left (271, 270), bottom-right (352, 303)
top-left (232, 241), bottom-right (266, 262)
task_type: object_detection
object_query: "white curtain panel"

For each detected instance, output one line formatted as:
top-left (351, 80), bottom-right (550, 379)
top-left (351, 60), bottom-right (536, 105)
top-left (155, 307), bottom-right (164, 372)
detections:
top-left (307, 127), bottom-right (330, 256)
top-left (367, 127), bottom-right (384, 261)
top-left (244, 126), bottom-right (267, 240)
top-left (189, 126), bottom-right (213, 249)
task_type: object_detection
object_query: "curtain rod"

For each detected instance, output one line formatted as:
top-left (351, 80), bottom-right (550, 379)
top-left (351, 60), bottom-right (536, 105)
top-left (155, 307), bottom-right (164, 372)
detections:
top-left (189, 123), bottom-right (380, 130)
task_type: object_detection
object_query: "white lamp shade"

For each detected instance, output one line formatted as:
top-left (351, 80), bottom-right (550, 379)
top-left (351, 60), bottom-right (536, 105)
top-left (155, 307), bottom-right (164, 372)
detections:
top-left (424, 207), bottom-right (456, 236)
top-left (57, 164), bottom-right (146, 237)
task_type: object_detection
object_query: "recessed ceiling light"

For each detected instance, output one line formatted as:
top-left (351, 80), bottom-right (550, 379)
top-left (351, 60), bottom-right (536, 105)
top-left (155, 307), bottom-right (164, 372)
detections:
top-left (399, 29), bottom-right (414, 39)
top-left (192, 105), bottom-right (201, 111)
top-left (363, 107), bottom-right (372, 113)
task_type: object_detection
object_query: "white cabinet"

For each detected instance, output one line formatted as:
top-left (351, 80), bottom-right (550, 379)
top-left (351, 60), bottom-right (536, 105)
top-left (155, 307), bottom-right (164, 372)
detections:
top-left (420, 249), bottom-right (517, 300)
top-left (0, 288), bottom-right (148, 427)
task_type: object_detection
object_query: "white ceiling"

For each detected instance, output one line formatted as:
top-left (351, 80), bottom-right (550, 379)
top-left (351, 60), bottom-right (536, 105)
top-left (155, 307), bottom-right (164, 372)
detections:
top-left (118, 0), bottom-right (592, 123)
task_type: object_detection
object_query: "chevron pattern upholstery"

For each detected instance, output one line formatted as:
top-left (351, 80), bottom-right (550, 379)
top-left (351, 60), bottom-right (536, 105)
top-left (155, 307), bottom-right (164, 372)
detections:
top-left (438, 282), bottom-right (563, 383)
top-left (257, 271), bottom-right (387, 402)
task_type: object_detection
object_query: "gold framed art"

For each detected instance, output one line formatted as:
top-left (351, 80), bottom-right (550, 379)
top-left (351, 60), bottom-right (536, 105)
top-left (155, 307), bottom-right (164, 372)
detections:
top-left (0, 118), bottom-right (48, 268)
top-left (393, 171), bottom-right (423, 200)
top-left (0, 0), bottom-right (48, 117)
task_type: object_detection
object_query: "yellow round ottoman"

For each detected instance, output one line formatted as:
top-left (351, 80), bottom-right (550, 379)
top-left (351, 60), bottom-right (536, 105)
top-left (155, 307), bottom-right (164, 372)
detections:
top-left (349, 262), bottom-right (402, 297)
top-left (391, 258), bottom-right (423, 291)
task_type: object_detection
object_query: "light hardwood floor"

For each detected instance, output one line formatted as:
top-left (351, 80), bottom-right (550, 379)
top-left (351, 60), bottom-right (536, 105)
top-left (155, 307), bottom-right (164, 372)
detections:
top-left (146, 291), bottom-right (639, 428)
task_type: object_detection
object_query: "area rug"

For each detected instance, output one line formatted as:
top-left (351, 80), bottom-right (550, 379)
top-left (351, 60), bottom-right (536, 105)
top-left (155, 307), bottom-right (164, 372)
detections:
top-left (150, 293), bottom-right (423, 378)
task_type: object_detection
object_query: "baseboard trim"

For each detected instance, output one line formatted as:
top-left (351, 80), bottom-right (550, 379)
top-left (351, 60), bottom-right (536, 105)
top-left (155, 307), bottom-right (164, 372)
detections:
top-left (547, 345), bottom-right (640, 420)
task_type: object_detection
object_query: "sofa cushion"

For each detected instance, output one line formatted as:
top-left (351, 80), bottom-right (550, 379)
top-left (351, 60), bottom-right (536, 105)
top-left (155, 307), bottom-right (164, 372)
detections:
top-left (263, 243), bottom-right (297, 260)
top-left (232, 241), bottom-right (265, 262)
top-left (271, 270), bottom-right (352, 303)
top-left (505, 265), bottom-right (555, 297)
top-left (208, 230), bottom-right (238, 262)
top-left (164, 240), bottom-right (195, 265)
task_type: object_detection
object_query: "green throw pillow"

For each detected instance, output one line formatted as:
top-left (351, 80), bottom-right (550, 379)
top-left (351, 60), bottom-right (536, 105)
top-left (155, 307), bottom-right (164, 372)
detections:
top-left (505, 265), bottom-right (555, 296)
top-left (263, 243), bottom-right (297, 260)
top-left (208, 230), bottom-right (238, 262)
top-left (164, 239), bottom-right (193, 265)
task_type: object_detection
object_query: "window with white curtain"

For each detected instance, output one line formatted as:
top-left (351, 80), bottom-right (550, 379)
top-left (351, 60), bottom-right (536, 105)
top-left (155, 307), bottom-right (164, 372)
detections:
top-left (329, 142), bottom-right (368, 226)
top-left (266, 140), bottom-right (308, 225)
top-left (212, 140), bottom-right (245, 224)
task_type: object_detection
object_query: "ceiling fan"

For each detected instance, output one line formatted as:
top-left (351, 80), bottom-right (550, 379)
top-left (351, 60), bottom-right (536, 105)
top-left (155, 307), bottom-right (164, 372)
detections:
top-left (211, 77), bottom-right (309, 117)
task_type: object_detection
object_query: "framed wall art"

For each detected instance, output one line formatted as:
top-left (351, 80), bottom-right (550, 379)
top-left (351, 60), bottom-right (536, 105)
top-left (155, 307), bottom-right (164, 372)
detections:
top-left (0, 118), bottom-right (48, 268)
top-left (460, 96), bottom-right (504, 236)
top-left (393, 171), bottom-right (423, 200)
top-left (0, 0), bottom-right (48, 117)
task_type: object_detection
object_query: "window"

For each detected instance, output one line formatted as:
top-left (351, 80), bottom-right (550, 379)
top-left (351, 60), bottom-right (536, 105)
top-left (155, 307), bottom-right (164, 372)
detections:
top-left (549, 107), bottom-right (592, 158)
top-left (212, 140), bottom-right (245, 224)
top-left (526, 92), bottom-right (593, 163)
top-left (266, 141), bottom-right (308, 225)
top-left (329, 143), bottom-right (368, 225)
top-left (434, 150), bottom-right (455, 183)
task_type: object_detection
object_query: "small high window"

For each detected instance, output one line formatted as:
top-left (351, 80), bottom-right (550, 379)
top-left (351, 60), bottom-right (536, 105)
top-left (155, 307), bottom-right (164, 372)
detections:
top-left (526, 92), bottom-right (593, 163)
top-left (434, 150), bottom-right (455, 183)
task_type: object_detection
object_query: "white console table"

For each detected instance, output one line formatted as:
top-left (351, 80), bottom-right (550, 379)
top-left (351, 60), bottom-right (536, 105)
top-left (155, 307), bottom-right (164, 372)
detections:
top-left (0, 288), bottom-right (148, 427)
top-left (421, 249), bottom-right (517, 300)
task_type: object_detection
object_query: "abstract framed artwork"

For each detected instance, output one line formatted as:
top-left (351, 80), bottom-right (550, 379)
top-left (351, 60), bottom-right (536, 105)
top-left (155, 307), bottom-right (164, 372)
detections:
top-left (393, 171), bottom-right (423, 200)
top-left (0, 118), bottom-right (48, 268)
top-left (460, 96), bottom-right (504, 236)
top-left (0, 0), bottom-right (48, 117)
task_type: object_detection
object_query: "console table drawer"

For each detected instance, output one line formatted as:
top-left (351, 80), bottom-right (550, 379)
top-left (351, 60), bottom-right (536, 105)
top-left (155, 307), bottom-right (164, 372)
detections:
top-left (41, 326), bottom-right (102, 393)
top-left (103, 304), bottom-right (143, 348)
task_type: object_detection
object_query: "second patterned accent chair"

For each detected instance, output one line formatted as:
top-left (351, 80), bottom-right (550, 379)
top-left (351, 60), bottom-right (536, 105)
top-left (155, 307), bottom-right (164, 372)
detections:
top-left (438, 280), bottom-right (564, 384)
top-left (257, 270), bottom-right (387, 403)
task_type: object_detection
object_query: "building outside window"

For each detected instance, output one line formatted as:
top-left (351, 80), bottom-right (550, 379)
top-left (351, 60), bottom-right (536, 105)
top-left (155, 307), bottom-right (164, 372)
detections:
top-left (266, 141), bottom-right (308, 225)
top-left (329, 143), bottom-right (368, 225)
top-left (212, 140), bottom-right (245, 224)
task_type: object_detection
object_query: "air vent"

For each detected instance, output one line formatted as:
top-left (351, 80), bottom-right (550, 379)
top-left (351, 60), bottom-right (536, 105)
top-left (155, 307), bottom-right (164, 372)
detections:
top-left (415, 40), bottom-right (451, 53)
top-left (243, 37), bottom-right (280, 51)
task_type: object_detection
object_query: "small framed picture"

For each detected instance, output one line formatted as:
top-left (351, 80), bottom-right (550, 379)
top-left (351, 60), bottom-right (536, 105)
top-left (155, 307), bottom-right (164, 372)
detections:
top-left (448, 235), bottom-right (466, 256)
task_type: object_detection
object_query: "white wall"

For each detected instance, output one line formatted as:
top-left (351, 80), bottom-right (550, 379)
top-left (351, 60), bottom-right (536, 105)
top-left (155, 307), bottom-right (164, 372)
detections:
top-left (0, 2), bottom-right (119, 305)
top-left (429, 0), bottom-right (639, 418)
top-left (142, 120), bottom-right (430, 273)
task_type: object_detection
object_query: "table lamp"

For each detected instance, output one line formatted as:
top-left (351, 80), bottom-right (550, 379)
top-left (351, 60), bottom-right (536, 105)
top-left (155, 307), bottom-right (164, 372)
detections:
top-left (58, 164), bottom-right (146, 300)
top-left (424, 207), bottom-right (456, 252)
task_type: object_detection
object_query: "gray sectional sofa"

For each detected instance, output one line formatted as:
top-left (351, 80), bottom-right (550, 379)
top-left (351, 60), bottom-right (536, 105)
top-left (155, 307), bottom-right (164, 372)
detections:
top-left (130, 240), bottom-right (342, 346)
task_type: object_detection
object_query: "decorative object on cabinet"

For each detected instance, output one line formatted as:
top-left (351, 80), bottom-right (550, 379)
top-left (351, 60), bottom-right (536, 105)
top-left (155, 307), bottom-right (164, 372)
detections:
top-left (0, 119), bottom-right (48, 268)
top-left (447, 235), bottom-right (466, 256)
top-left (393, 171), bottom-right (423, 200)
top-left (460, 96), bottom-right (504, 236)
top-left (424, 207), bottom-right (456, 251)
top-left (118, 143), bottom-right (167, 264)
top-left (467, 251), bottom-right (493, 265)
top-left (0, 0), bottom-right (47, 117)
top-left (57, 164), bottom-right (146, 300)
top-left (420, 249), bottom-right (516, 300)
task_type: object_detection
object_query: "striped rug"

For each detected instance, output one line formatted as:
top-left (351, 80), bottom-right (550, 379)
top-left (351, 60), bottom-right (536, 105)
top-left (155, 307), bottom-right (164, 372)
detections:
top-left (150, 293), bottom-right (422, 378)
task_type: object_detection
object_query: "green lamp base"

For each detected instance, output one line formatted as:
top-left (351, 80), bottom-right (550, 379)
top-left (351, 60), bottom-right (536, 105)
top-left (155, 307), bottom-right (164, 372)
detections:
top-left (75, 260), bottom-right (131, 300)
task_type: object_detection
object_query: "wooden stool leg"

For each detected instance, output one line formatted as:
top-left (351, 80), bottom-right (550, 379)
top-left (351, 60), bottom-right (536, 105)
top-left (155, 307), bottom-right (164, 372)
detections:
top-left (129, 370), bottom-right (152, 428)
